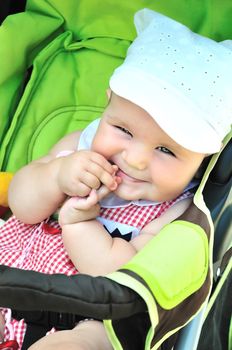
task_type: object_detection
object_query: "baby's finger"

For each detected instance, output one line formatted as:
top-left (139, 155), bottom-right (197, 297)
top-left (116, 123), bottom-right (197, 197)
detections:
top-left (71, 190), bottom-right (98, 210)
top-left (84, 189), bottom-right (99, 207)
top-left (85, 162), bottom-right (117, 190)
top-left (64, 181), bottom-right (91, 197)
top-left (112, 164), bottom-right (119, 175)
top-left (98, 171), bottom-right (118, 190)
top-left (95, 185), bottom-right (112, 202)
top-left (89, 152), bottom-right (115, 174)
top-left (78, 171), bottom-right (101, 190)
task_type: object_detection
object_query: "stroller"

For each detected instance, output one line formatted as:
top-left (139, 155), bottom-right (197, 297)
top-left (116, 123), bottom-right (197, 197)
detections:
top-left (0, 1), bottom-right (231, 349)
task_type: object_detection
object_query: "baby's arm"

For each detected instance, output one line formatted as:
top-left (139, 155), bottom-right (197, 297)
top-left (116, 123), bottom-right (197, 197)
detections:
top-left (61, 197), bottom-right (192, 276)
top-left (8, 131), bottom-right (117, 224)
top-left (8, 131), bottom-right (78, 224)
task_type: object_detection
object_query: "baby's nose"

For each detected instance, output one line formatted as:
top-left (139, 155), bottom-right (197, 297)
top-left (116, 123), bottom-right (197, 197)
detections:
top-left (122, 147), bottom-right (149, 170)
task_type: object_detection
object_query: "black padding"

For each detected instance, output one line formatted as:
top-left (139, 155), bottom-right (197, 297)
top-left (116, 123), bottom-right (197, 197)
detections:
top-left (21, 323), bottom-right (51, 350)
top-left (209, 139), bottom-right (232, 184)
top-left (197, 267), bottom-right (232, 350)
top-left (0, 0), bottom-right (26, 24)
top-left (203, 139), bottom-right (232, 219)
top-left (0, 265), bottom-right (146, 319)
top-left (213, 205), bottom-right (232, 262)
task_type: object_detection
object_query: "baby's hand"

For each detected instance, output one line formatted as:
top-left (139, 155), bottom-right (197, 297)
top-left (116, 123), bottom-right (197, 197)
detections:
top-left (58, 180), bottom-right (120, 226)
top-left (56, 150), bottom-right (118, 198)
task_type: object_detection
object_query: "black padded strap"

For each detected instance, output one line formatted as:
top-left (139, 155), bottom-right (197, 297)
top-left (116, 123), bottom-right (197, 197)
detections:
top-left (0, 266), bottom-right (146, 319)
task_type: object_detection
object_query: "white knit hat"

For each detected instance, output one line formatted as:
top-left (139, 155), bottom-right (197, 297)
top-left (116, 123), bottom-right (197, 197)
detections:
top-left (110, 9), bottom-right (232, 153)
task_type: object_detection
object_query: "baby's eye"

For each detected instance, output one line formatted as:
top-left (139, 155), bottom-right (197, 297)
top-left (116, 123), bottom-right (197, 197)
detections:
top-left (156, 146), bottom-right (175, 157)
top-left (115, 126), bottom-right (133, 137)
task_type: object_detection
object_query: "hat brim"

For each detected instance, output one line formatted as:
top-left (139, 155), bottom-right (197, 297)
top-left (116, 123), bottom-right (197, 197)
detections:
top-left (110, 66), bottom-right (222, 154)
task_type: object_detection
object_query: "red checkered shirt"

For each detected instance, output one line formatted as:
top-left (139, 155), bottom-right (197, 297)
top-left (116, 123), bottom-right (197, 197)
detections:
top-left (0, 190), bottom-right (192, 348)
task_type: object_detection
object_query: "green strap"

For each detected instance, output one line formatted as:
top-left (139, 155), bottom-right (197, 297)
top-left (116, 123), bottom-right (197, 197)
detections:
top-left (119, 221), bottom-right (209, 309)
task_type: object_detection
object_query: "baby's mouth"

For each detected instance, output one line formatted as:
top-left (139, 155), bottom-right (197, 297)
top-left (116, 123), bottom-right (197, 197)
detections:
top-left (110, 160), bottom-right (145, 183)
top-left (116, 168), bottom-right (144, 183)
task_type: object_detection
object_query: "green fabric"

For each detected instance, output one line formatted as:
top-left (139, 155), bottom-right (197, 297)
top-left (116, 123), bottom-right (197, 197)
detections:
top-left (120, 221), bottom-right (208, 309)
top-left (1, 0), bottom-right (232, 171)
top-left (0, 1), bottom-right (63, 145)
top-left (104, 320), bottom-right (124, 350)
top-left (0, 31), bottom-right (127, 171)
top-left (25, 0), bottom-right (232, 41)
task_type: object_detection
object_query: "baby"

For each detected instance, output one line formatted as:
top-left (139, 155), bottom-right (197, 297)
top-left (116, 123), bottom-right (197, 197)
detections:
top-left (1, 8), bottom-right (231, 350)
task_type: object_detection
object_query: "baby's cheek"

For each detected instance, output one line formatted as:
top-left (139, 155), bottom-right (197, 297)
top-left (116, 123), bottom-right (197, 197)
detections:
top-left (91, 134), bottom-right (102, 153)
top-left (91, 137), bottom-right (112, 159)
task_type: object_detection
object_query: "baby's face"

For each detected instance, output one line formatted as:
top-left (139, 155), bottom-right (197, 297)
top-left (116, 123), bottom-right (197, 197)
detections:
top-left (91, 93), bottom-right (206, 202)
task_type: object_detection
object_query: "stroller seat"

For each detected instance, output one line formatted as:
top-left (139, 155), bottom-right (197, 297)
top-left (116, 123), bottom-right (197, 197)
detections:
top-left (0, 1), bottom-right (231, 349)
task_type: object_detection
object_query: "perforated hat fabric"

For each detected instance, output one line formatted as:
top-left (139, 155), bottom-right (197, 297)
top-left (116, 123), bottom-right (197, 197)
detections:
top-left (110, 9), bottom-right (232, 153)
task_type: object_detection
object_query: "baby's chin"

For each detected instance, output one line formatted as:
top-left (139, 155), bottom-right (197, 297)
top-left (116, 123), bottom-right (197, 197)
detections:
top-left (113, 186), bottom-right (149, 201)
